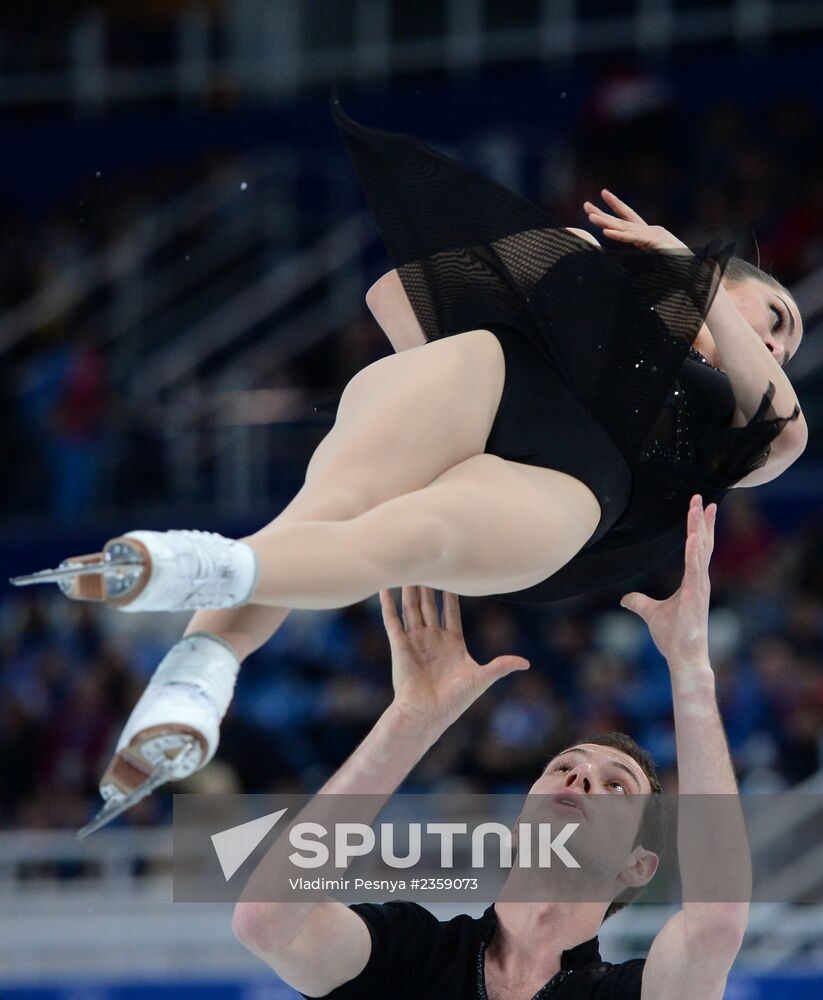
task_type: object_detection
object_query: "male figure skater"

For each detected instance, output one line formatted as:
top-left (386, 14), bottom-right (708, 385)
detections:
top-left (233, 495), bottom-right (749, 999)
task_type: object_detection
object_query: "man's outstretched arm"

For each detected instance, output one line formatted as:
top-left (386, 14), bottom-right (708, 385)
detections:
top-left (621, 495), bottom-right (751, 1000)
top-left (232, 698), bottom-right (441, 996)
top-left (232, 587), bottom-right (529, 997)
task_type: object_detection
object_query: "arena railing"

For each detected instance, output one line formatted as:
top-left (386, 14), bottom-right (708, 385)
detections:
top-left (3, 0), bottom-right (823, 111)
top-left (0, 138), bottom-right (364, 517)
top-left (0, 152), bottom-right (281, 359)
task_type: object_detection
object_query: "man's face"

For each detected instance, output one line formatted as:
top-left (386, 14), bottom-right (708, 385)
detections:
top-left (531, 743), bottom-right (653, 798)
top-left (513, 744), bottom-right (657, 899)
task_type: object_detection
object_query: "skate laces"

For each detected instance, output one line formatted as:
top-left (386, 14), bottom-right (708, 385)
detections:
top-left (172, 531), bottom-right (241, 608)
top-left (150, 680), bottom-right (221, 714)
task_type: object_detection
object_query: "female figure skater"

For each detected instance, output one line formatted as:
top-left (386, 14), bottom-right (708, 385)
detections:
top-left (13, 106), bottom-right (806, 833)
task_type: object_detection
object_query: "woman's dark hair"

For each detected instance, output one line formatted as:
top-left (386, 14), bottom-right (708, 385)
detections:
top-left (723, 256), bottom-right (790, 298)
top-left (548, 731), bottom-right (666, 922)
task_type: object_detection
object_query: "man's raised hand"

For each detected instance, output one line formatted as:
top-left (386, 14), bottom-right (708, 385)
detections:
top-left (620, 494), bottom-right (716, 668)
top-left (379, 586), bottom-right (529, 730)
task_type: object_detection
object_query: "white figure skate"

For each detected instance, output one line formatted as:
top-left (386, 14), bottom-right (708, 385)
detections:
top-left (78, 633), bottom-right (240, 838)
top-left (11, 530), bottom-right (258, 612)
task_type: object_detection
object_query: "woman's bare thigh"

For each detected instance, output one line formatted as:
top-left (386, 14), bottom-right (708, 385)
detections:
top-left (270, 329), bottom-right (507, 524)
top-left (353, 453), bottom-right (603, 597)
top-left (211, 330), bottom-right (505, 654)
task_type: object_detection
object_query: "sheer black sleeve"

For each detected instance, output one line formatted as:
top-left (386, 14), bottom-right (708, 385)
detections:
top-left (696, 381), bottom-right (801, 485)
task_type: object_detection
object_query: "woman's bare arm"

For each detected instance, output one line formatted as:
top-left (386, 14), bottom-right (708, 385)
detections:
top-left (693, 283), bottom-right (807, 483)
top-left (565, 227), bottom-right (602, 250)
top-left (366, 271), bottom-right (427, 351)
top-left (704, 282), bottom-right (806, 432)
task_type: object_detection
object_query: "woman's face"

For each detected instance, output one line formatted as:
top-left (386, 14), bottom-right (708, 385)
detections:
top-left (722, 278), bottom-right (804, 368)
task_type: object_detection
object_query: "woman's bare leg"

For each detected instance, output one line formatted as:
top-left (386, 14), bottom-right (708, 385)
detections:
top-left (90, 450), bottom-right (599, 826)
top-left (240, 454), bottom-right (602, 607)
top-left (185, 328), bottom-right (506, 657)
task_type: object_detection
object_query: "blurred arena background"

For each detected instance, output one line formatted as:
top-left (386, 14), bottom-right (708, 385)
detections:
top-left (1, 0), bottom-right (823, 997)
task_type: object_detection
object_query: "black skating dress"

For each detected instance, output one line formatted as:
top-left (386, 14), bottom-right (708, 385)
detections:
top-left (330, 103), bottom-right (800, 603)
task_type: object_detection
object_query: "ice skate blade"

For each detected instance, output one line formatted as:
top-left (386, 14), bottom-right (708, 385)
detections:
top-left (77, 765), bottom-right (173, 839)
top-left (77, 732), bottom-right (203, 838)
top-left (10, 540), bottom-right (149, 604)
top-left (11, 562), bottom-right (116, 586)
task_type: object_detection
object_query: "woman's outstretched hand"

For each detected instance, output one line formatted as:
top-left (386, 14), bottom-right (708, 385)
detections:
top-left (619, 494), bottom-right (715, 668)
top-left (584, 189), bottom-right (689, 253)
top-left (379, 586), bottom-right (529, 729)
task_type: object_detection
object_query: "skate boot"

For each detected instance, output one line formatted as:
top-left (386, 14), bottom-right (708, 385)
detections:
top-left (79, 633), bottom-right (240, 838)
top-left (10, 530), bottom-right (258, 612)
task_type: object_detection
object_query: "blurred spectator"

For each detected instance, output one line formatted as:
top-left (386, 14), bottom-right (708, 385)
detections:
top-left (471, 670), bottom-right (565, 790)
top-left (710, 494), bottom-right (779, 599)
top-left (19, 327), bottom-right (111, 519)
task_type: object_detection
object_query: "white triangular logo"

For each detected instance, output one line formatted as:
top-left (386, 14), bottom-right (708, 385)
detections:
top-left (211, 807), bottom-right (288, 881)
